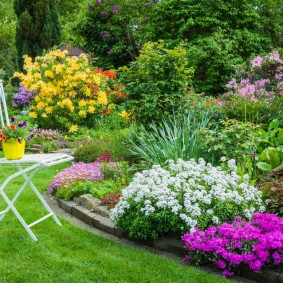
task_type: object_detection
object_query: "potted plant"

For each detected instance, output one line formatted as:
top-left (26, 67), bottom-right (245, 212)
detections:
top-left (0, 117), bottom-right (34, 160)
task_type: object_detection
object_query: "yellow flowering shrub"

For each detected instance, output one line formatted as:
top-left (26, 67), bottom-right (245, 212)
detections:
top-left (14, 49), bottom-right (124, 132)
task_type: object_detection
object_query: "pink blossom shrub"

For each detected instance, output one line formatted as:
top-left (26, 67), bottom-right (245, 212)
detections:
top-left (224, 51), bottom-right (283, 125)
top-left (182, 213), bottom-right (283, 277)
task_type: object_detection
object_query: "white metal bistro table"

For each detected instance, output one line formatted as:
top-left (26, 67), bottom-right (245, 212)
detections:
top-left (0, 153), bottom-right (74, 241)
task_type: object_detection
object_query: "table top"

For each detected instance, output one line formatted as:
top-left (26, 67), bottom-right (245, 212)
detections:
top-left (0, 153), bottom-right (74, 167)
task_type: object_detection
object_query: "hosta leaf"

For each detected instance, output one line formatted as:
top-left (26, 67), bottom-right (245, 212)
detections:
top-left (256, 162), bottom-right (272, 171)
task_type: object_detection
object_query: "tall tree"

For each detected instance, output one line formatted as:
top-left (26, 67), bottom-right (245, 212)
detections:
top-left (0, 0), bottom-right (17, 82)
top-left (73, 0), bottom-right (158, 69)
top-left (149, 0), bottom-right (272, 95)
top-left (14, 0), bottom-right (61, 69)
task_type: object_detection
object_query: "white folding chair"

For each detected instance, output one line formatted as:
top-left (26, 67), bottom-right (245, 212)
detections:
top-left (0, 79), bottom-right (10, 127)
top-left (0, 80), bottom-right (74, 241)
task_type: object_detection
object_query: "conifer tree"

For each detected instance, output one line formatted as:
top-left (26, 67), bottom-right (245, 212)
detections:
top-left (14, 0), bottom-right (61, 69)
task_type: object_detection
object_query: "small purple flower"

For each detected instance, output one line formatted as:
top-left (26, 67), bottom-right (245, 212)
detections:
top-left (113, 4), bottom-right (119, 14)
top-left (18, 121), bottom-right (27, 128)
top-left (107, 49), bottom-right (113, 55)
top-left (222, 270), bottom-right (234, 277)
top-left (144, 2), bottom-right (151, 7)
top-left (184, 255), bottom-right (190, 263)
top-left (88, 2), bottom-right (94, 10)
top-left (216, 260), bottom-right (226, 269)
top-left (100, 32), bottom-right (110, 39)
top-left (101, 12), bottom-right (108, 17)
top-left (96, 0), bottom-right (101, 6)
top-left (11, 117), bottom-right (16, 122)
top-left (13, 83), bottom-right (33, 108)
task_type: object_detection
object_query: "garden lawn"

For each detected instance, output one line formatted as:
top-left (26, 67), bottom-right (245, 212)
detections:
top-left (0, 154), bottom-right (233, 283)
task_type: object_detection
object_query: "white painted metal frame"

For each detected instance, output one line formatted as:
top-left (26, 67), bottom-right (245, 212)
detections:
top-left (0, 153), bottom-right (74, 241)
top-left (0, 79), bottom-right (10, 127)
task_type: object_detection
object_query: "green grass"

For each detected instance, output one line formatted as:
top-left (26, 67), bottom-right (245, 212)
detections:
top-left (0, 153), bottom-right (233, 283)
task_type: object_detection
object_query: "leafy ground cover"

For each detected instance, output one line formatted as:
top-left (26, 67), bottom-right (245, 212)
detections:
top-left (0, 154), bottom-right (232, 283)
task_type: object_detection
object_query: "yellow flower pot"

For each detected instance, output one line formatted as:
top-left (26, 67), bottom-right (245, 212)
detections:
top-left (2, 139), bottom-right (25, 160)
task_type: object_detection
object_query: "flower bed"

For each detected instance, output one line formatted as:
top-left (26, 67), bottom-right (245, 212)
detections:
top-left (182, 213), bottom-right (283, 277)
top-left (111, 158), bottom-right (264, 240)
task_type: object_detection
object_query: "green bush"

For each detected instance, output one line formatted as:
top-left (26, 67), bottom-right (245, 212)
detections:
top-left (73, 129), bottom-right (131, 163)
top-left (199, 119), bottom-right (262, 164)
top-left (118, 40), bottom-right (194, 125)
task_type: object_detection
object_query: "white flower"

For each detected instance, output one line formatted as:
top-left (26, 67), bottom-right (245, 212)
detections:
top-left (212, 216), bottom-right (219, 224)
top-left (220, 156), bottom-right (227, 162)
top-left (206, 209), bottom-right (214, 215)
top-left (111, 158), bottom-right (265, 233)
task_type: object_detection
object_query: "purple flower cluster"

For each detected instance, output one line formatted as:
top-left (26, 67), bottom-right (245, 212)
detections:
top-left (33, 128), bottom-right (69, 149)
top-left (13, 83), bottom-right (33, 108)
top-left (100, 31), bottom-right (111, 39)
top-left (182, 213), bottom-right (283, 276)
top-left (113, 4), bottom-right (119, 14)
top-left (49, 162), bottom-right (103, 193)
top-left (225, 51), bottom-right (283, 103)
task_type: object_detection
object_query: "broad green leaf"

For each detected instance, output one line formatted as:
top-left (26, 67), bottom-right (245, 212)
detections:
top-left (256, 162), bottom-right (272, 171)
top-left (269, 119), bottom-right (279, 130)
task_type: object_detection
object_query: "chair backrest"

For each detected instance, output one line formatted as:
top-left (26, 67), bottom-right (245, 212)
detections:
top-left (0, 79), bottom-right (9, 127)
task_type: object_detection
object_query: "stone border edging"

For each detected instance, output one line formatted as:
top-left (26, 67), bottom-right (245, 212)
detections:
top-left (57, 198), bottom-right (187, 256)
top-left (57, 198), bottom-right (283, 283)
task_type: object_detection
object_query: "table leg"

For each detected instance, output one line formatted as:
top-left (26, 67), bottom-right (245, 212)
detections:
top-left (0, 166), bottom-right (41, 221)
top-left (18, 165), bottom-right (62, 227)
top-left (0, 189), bottom-right (38, 241)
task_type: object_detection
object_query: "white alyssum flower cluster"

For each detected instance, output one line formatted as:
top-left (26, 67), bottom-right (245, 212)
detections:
top-left (111, 158), bottom-right (264, 232)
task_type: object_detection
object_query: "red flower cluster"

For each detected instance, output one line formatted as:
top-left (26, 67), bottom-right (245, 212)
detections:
top-left (102, 191), bottom-right (121, 209)
top-left (95, 69), bottom-right (116, 79)
top-left (0, 130), bottom-right (6, 142)
top-left (97, 150), bottom-right (113, 162)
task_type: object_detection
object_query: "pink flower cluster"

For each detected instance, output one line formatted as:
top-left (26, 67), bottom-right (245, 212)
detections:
top-left (49, 162), bottom-right (103, 193)
top-left (225, 51), bottom-right (283, 103)
top-left (182, 213), bottom-right (283, 277)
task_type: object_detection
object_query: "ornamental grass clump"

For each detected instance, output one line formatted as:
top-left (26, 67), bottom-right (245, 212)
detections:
top-left (182, 213), bottom-right (283, 277)
top-left (49, 162), bottom-right (103, 195)
top-left (110, 158), bottom-right (264, 240)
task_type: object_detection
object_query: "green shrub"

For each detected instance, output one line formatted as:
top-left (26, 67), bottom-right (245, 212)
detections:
top-left (199, 119), bottom-right (262, 164)
top-left (73, 129), bottom-right (131, 163)
top-left (118, 40), bottom-right (194, 125)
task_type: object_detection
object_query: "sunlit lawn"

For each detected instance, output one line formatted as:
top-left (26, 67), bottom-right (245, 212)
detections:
top-left (0, 152), bottom-right (234, 283)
